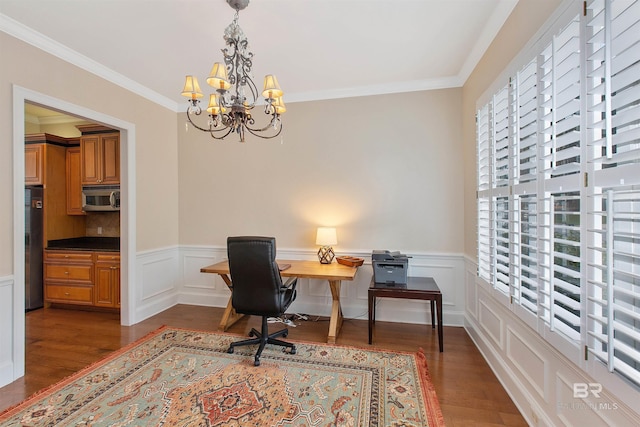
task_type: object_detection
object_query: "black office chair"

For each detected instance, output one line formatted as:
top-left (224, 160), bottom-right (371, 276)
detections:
top-left (226, 236), bottom-right (298, 366)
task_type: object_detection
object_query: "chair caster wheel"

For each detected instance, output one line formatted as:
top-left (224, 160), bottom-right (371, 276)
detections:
top-left (254, 358), bottom-right (261, 366)
top-left (282, 332), bottom-right (288, 338)
top-left (290, 347), bottom-right (296, 355)
top-left (227, 347), bottom-right (234, 354)
top-left (248, 331), bottom-right (255, 337)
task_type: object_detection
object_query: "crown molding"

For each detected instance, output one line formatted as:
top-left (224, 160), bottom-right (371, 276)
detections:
top-left (285, 75), bottom-right (465, 104)
top-left (0, 13), bottom-right (180, 112)
top-left (457, 0), bottom-right (519, 85)
top-left (1, 2), bottom-right (509, 110)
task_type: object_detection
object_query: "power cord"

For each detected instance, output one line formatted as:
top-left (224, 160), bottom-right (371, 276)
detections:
top-left (267, 317), bottom-right (297, 327)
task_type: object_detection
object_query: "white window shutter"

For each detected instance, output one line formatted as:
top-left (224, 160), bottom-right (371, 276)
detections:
top-left (586, 0), bottom-right (640, 388)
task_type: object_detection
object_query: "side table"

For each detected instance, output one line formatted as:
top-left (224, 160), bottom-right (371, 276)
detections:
top-left (368, 276), bottom-right (443, 352)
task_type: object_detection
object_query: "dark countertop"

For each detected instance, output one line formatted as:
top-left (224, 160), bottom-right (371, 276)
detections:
top-left (47, 237), bottom-right (120, 252)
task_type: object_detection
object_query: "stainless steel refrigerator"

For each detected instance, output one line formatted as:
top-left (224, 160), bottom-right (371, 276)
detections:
top-left (25, 187), bottom-right (44, 311)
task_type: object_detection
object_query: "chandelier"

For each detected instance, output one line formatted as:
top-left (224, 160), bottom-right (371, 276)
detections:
top-left (181, 0), bottom-right (285, 142)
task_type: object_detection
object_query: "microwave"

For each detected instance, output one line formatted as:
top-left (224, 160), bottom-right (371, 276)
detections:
top-left (82, 186), bottom-right (120, 211)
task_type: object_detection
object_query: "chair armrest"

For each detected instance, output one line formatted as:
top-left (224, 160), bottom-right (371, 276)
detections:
top-left (282, 277), bottom-right (297, 289)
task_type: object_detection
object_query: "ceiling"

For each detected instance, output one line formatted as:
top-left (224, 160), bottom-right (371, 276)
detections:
top-left (1, 0), bottom-right (518, 112)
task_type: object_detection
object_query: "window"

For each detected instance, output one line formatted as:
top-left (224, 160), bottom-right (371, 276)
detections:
top-left (476, 0), bottom-right (640, 387)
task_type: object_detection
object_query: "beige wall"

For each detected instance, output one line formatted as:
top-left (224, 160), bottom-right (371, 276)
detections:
top-left (0, 0), bottom-right (562, 270)
top-left (461, 0), bottom-right (563, 259)
top-left (0, 31), bottom-right (180, 276)
top-left (178, 88), bottom-right (464, 253)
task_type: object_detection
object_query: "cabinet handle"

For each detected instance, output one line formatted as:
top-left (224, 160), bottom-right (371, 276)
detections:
top-left (64, 292), bottom-right (70, 296)
top-left (64, 271), bottom-right (69, 275)
top-left (110, 266), bottom-right (117, 270)
top-left (64, 255), bottom-right (69, 258)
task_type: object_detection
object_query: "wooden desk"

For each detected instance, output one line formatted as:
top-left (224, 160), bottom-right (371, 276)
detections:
top-left (368, 276), bottom-right (443, 352)
top-left (201, 259), bottom-right (359, 344)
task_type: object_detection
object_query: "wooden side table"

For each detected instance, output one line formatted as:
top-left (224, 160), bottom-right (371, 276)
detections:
top-left (368, 276), bottom-right (443, 352)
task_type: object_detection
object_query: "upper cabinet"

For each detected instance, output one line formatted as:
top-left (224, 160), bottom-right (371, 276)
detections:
top-left (24, 134), bottom-right (86, 243)
top-left (80, 131), bottom-right (120, 185)
top-left (66, 145), bottom-right (85, 215)
top-left (25, 143), bottom-right (44, 185)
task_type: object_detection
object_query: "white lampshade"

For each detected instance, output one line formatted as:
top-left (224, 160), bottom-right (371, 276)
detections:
top-left (272, 96), bottom-right (286, 114)
top-left (262, 74), bottom-right (283, 99)
top-left (206, 94), bottom-right (226, 115)
top-left (316, 227), bottom-right (337, 246)
top-left (181, 75), bottom-right (203, 99)
top-left (206, 62), bottom-right (231, 91)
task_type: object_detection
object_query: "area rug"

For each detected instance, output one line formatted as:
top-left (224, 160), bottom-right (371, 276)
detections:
top-left (0, 326), bottom-right (444, 426)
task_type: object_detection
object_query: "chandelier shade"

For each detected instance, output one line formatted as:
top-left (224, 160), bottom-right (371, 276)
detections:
top-left (206, 63), bottom-right (231, 91)
top-left (273, 97), bottom-right (286, 114)
top-left (262, 75), bottom-right (283, 99)
top-left (181, 0), bottom-right (285, 142)
top-left (181, 76), bottom-right (203, 99)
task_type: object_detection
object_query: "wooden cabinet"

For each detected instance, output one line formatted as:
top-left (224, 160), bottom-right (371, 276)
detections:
top-left (25, 144), bottom-right (44, 185)
top-left (66, 146), bottom-right (85, 215)
top-left (44, 250), bottom-right (120, 309)
top-left (94, 253), bottom-right (121, 308)
top-left (81, 133), bottom-right (120, 185)
top-left (44, 250), bottom-right (94, 305)
top-left (25, 134), bottom-right (86, 245)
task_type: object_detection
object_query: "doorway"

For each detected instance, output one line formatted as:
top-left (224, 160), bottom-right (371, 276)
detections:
top-left (24, 103), bottom-right (121, 311)
top-left (10, 85), bottom-right (136, 384)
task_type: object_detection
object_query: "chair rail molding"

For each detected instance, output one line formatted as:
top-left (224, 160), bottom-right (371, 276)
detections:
top-left (179, 245), bottom-right (465, 327)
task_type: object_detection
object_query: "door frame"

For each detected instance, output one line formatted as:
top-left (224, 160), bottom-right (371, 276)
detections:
top-left (11, 85), bottom-right (137, 381)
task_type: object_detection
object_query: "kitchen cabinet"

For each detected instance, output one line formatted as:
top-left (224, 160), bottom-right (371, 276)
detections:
top-left (94, 252), bottom-right (121, 308)
top-left (24, 143), bottom-right (44, 185)
top-left (66, 146), bottom-right (85, 215)
top-left (44, 250), bottom-right (94, 305)
top-left (25, 134), bottom-right (86, 245)
top-left (81, 133), bottom-right (120, 185)
top-left (44, 249), bottom-right (120, 309)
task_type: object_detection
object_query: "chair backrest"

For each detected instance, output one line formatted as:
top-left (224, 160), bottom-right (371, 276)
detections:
top-left (227, 236), bottom-right (286, 316)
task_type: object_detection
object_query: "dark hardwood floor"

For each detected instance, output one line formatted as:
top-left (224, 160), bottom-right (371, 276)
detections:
top-left (0, 305), bottom-right (526, 426)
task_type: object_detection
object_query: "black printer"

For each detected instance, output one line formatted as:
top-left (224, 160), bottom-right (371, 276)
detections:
top-left (372, 250), bottom-right (409, 285)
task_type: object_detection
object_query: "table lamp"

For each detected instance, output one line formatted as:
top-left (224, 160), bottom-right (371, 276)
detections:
top-left (316, 227), bottom-right (337, 264)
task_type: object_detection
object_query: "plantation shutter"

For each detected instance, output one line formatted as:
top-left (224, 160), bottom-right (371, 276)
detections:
top-left (492, 86), bottom-right (511, 295)
top-left (586, 0), bottom-right (640, 388)
top-left (475, 0), bottom-right (640, 388)
top-left (516, 60), bottom-right (539, 184)
top-left (477, 104), bottom-right (492, 282)
top-left (539, 15), bottom-right (583, 342)
top-left (511, 59), bottom-right (540, 316)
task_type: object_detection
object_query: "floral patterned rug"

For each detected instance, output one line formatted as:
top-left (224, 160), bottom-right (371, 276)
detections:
top-left (0, 326), bottom-right (444, 426)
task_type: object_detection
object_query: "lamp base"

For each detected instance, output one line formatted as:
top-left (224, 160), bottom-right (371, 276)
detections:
top-left (317, 246), bottom-right (335, 264)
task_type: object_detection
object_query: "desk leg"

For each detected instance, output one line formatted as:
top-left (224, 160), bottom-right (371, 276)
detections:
top-left (430, 300), bottom-right (435, 329)
top-left (218, 274), bottom-right (245, 332)
top-left (327, 280), bottom-right (343, 344)
top-left (368, 292), bottom-right (375, 345)
top-left (436, 294), bottom-right (443, 352)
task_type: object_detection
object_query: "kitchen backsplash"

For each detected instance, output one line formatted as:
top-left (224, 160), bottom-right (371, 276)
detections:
top-left (86, 212), bottom-right (120, 237)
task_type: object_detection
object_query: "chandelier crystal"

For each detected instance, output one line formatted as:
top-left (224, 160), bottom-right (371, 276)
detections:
top-left (181, 0), bottom-right (284, 142)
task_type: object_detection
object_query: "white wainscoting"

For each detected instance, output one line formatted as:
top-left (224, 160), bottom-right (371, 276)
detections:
top-left (134, 246), bottom-right (181, 323)
top-left (464, 257), bottom-right (640, 427)
top-left (0, 275), bottom-right (15, 387)
top-left (178, 246), bottom-right (466, 327)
